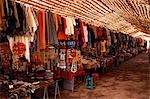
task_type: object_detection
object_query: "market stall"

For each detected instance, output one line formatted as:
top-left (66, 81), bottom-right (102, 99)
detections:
top-left (0, 0), bottom-right (148, 98)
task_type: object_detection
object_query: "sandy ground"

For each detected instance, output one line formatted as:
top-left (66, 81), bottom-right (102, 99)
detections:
top-left (58, 52), bottom-right (150, 99)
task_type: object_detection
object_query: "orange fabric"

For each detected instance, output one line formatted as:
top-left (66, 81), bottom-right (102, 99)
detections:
top-left (58, 31), bottom-right (67, 40)
top-left (75, 50), bottom-right (79, 62)
top-left (38, 11), bottom-right (46, 50)
top-left (0, 0), bottom-right (5, 28)
top-left (57, 15), bottom-right (67, 40)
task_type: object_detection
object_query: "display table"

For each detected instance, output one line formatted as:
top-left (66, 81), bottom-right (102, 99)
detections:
top-left (53, 68), bottom-right (85, 92)
top-left (0, 79), bottom-right (56, 99)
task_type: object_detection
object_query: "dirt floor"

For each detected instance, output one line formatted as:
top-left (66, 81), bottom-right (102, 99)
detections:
top-left (58, 52), bottom-right (150, 99)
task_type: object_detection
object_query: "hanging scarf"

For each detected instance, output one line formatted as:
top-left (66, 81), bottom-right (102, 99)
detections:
top-left (38, 10), bottom-right (46, 50)
top-left (78, 19), bottom-right (86, 48)
top-left (57, 15), bottom-right (67, 40)
top-left (47, 11), bottom-right (58, 45)
top-left (53, 13), bottom-right (59, 32)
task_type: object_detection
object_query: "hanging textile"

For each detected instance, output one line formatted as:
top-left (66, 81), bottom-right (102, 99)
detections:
top-left (78, 19), bottom-right (86, 47)
top-left (83, 25), bottom-right (88, 43)
top-left (48, 11), bottom-right (58, 45)
top-left (92, 26), bottom-right (97, 39)
top-left (12, 1), bottom-right (20, 28)
top-left (25, 6), bottom-right (38, 33)
top-left (76, 19), bottom-right (85, 48)
top-left (16, 3), bottom-right (26, 32)
top-left (57, 15), bottom-right (67, 40)
top-left (74, 19), bottom-right (79, 43)
top-left (100, 39), bottom-right (107, 53)
top-left (102, 28), bottom-right (107, 40)
top-left (53, 13), bottom-right (59, 32)
top-left (96, 27), bottom-right (103, 39)
top-left (4, 0), bottom-right (9, 17)
top-left (45, 11), bottom-right (49, 46)
top-left (106, 29), bottom-right (111, 47)
top-left (0, 0), bottom-right (5, 31)
top-left (62, 17), bottom-right (67, 34)
top-left (7, 35), bottom-right (31, 62)
top-left (38, 10), bottom-right (46, 50)
top-left (87, 25), bottom-right (95, 48)
top-left (4, 1), bottom-right (28, 34)
top-left (65, 16), bottom-right (76, 35)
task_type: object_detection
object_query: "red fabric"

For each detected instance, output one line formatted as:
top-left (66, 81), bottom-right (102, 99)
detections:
top-left (57, 15), bottom-right (67, 40)
top-left (13, 42), bottom-right (26, 56)
top-left (102, 28), bottom-right (107, 40)
top-left (96, 27), bottom-right (103, 38)
top-left (79, 19), bottom-right (86, 47)
top-left (74, 27), bottom-right (79, 42)
top-left (75, 68), bottom-right (85, 76)
top-left (63, 17), bottom-right (67, 33)
top-left (55, 68), bottom-right (85, 80)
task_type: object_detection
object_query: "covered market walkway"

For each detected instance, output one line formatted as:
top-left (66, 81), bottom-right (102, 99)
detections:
top-left (59, 52), bottom-right (150, 99)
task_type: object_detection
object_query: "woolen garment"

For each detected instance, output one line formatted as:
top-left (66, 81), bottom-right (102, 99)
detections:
top-left (38, 10), bottom-right (46, 50)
